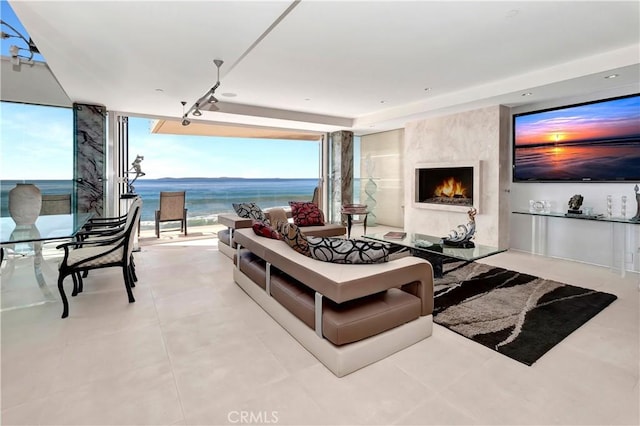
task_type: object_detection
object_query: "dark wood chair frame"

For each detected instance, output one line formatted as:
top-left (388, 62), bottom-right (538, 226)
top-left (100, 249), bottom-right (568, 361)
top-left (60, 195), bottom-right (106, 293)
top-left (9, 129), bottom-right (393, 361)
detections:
top-left (56, 202), bottom-right (141, 318)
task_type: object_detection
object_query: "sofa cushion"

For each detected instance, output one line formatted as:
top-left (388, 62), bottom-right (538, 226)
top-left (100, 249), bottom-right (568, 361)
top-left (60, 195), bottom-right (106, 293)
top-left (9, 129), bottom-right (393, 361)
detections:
top-left (252, 221), bottom-right (281, 240)
top-left (278, 222), bottom-right (311, 257)
top-left (289, 201), bottom-right (324, 226)
top-left (217, 228), bottom-right (231, 246)
top-left (233, 202), bottom-right (268, 223)
top-left (306, 237), bottom-right (389, 264)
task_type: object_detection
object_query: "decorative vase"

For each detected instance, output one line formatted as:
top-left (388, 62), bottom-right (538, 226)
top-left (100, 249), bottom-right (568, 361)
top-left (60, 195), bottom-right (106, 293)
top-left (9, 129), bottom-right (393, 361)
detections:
top-left (364, 178), bottom-right (377, 226)
top-left (8, 183), bottom-right (42, 225)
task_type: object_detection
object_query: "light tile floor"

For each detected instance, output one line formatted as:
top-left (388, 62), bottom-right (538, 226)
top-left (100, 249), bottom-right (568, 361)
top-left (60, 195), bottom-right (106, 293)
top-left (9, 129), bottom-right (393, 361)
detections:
top-left (1, 226), bottom-right (638, 425)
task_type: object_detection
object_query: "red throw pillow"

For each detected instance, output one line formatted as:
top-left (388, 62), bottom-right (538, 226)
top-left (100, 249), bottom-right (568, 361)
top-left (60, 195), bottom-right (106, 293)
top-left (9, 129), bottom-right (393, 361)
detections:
top-left (252, 221), bottom-right (281, 240)
top-left (289, 201), bottom-right (324, 226)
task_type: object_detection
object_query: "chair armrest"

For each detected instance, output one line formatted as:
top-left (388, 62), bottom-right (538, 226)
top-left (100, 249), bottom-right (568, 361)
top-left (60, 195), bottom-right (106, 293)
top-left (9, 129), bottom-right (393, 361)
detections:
top-left (58, 233), bottom-right (124, 249)
top-left (86, 214), bottom-right (127, 223)
top-left (76, 227), bottom-right (124, 240)
top-left (83, 218), bottom-right (126, 230)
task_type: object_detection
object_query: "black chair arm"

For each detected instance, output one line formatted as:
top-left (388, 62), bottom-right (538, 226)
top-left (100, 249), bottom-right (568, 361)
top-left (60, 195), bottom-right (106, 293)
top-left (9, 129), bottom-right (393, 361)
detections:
top-left (76, 226), bottom-right (124, 239)
top-left (86, 213), bottom-right (127, 223)
top-left (57, 233), bottom-right (125, 250)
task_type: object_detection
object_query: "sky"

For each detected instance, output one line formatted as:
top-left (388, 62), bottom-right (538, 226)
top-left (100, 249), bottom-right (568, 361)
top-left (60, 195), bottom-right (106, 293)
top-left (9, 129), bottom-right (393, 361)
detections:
top-left (514, 95), bottom-right (640, 146)
top-left (0, 102), bottom-right (323, 180)
top-left (0, 1), bottom-right (331, 181)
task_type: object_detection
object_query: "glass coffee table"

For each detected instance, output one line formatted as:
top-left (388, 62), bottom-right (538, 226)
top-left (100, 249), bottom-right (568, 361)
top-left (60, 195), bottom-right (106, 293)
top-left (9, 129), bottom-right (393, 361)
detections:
top-left (364, 232), bottom-right (506, 277)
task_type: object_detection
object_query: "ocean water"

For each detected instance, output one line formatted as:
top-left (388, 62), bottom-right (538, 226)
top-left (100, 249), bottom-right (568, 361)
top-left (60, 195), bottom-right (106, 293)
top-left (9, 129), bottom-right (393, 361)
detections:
top-left (0, 178), bottom-right (319, 230)
top-left (514, 140), bottom-right (640, 181)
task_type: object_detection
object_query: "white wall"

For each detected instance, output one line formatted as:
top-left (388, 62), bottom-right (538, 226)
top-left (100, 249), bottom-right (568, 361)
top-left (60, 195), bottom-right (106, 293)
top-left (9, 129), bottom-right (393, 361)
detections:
top-left (360, 129), bottom-right (404, 228)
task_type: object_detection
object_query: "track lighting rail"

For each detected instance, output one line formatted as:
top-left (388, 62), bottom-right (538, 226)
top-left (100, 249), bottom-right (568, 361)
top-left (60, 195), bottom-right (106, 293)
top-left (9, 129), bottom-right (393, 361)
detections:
top-left (181, 59), bottom-right (224, 126)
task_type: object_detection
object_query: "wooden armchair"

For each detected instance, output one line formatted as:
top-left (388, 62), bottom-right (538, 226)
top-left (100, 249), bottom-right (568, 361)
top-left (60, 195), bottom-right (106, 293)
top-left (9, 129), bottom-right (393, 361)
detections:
top-left (155, 191), bottom-right (188, 238)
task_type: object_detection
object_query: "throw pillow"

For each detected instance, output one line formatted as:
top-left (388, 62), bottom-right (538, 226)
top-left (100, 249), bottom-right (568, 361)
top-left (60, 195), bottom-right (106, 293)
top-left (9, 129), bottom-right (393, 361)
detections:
top-left (252, 222), bottom-right (281, 240)
top-left (289, 201), bottom-right (324, 226)
top-left (232, 202), bottom-right (268, 223)
top-left (306, 237), bottom-right (389, 264)
top-left (266, 207), bottom-right (289, 229)
top-left (277, 222), bottom-right (311, 257)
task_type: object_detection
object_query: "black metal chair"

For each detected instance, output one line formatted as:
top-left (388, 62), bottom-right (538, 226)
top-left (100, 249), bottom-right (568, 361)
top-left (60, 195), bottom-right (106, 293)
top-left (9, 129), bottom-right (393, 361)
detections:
top-left (56, 197), bottom-right (142, 318)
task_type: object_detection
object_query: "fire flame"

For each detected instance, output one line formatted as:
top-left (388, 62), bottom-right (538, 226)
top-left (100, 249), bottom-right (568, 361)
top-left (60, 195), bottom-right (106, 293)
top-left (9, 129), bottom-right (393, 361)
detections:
top-left (434, 177), bottom-right (467, 198)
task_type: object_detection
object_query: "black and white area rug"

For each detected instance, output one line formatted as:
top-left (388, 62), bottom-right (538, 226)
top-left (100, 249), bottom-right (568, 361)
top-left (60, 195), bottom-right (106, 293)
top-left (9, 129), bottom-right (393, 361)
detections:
top-left (433, 262), bottom-right (617, 365)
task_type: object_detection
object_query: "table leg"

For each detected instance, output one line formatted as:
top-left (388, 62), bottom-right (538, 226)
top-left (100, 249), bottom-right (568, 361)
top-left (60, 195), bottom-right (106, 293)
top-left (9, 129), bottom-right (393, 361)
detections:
top-left (363, 214), bottom-right (367, 236)
top-left (346, 214), bottom-right (353, 239)
top-left (410, 249), bottom-right (444, 278)
top-left (33, 241), bottom-right (55, 300)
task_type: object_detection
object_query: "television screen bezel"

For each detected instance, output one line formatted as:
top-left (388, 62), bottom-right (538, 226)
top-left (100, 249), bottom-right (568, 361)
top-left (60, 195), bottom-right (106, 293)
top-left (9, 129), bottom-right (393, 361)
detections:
top-left (512, 92), bottom-right (640, 183)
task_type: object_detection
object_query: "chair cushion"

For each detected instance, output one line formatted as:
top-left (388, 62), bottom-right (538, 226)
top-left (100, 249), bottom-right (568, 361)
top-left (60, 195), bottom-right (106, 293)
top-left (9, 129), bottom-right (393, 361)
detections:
top-left (306, 237), bottom-right (389, 264)
top-left (67, 245), bottom-right (124, 268)
top-left (289, 201), bottom-right (324, 226)
top-left (233, 202), bottom-right (268, 223)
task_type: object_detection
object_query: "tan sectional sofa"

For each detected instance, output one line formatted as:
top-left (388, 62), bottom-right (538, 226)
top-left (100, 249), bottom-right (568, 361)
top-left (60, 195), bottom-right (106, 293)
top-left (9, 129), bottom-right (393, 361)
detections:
top-left (217, 209), bottom-right (346, 259)
top-left (232, 228), bottom-right (434, 377)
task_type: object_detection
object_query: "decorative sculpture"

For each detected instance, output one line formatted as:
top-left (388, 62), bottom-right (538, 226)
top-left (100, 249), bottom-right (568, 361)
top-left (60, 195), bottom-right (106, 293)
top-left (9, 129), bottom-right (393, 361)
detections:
top-left (632, 184), bottom-right (640, 222)
top-left (126, 155), bottom-right (145, 194)
top-left (567, 194), bottom-right (584, 214)
top-left (442, 207), bottom-right (477, 248)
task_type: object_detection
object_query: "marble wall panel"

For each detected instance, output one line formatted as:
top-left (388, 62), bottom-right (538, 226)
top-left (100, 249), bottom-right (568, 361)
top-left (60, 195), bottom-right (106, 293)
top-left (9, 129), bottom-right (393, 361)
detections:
top-left (329, 131), bottom-right (353, 222)
top-left (404, 105), bottom-right (509, 248)
top-left (74, 103), bottom-right (106, 216)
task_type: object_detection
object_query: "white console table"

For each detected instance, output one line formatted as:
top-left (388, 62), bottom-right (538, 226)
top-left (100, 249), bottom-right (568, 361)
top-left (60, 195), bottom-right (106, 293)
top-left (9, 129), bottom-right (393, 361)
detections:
top-left (513, 210), bottom-right (640, 277)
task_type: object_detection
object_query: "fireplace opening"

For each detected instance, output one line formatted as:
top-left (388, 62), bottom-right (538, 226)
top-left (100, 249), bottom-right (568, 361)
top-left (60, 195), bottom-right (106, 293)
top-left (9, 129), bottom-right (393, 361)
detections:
top-left (416, 166), bottom-right (474, 207)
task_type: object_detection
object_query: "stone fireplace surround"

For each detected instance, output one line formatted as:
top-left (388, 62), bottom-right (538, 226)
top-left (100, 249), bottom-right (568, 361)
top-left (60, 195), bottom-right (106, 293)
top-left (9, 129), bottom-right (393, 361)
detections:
top-left (404, 105), bottom-right (511, 249)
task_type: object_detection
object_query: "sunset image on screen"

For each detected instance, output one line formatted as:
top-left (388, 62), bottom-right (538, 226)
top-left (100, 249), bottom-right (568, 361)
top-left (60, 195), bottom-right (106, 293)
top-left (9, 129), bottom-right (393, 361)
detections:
top-left (513, 95), bottom-right (640, 181)
top-left (515, 96), bottom-right (640, 147)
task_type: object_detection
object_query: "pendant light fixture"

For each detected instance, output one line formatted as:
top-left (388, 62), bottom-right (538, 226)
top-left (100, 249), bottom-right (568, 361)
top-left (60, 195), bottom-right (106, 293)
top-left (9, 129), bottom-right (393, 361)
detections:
top-left (180, 101), bottom-right (190, 126)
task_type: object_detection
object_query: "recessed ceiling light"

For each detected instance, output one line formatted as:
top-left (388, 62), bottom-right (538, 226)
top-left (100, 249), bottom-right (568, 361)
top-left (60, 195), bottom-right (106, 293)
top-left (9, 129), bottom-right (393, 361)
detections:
top-left (506, 9), bottom-right (519, 18)
top-left (604, 74), bottom-right (619, 79)
top-left (424, 87), bottom-right (432, 92)
top-left (380, 100), bottom-right (386, 104)
top-left (521, 92), bottom-right (533, 97)
top-left (154, 88), bottom-right (164, 92)
top-left (304, 98), bottom-right (311, 101)
top-left (221, 92), bottom-right (237, 97)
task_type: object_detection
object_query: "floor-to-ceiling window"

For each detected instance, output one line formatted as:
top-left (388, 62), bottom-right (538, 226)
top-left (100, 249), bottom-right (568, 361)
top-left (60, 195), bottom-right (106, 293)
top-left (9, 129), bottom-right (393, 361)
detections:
top-left (126, 117), bottom-right (321, 232)
top-left (0, 101), bottom-right (73, 216)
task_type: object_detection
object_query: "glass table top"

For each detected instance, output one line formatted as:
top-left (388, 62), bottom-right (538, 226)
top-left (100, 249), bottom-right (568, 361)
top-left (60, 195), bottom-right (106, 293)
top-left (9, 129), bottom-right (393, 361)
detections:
top-left (364, 231), bottom-right (506, 262)
top-left (513, 210), bottom-right (640, 225)
top-left (1, 213), bottom-right (94, 244)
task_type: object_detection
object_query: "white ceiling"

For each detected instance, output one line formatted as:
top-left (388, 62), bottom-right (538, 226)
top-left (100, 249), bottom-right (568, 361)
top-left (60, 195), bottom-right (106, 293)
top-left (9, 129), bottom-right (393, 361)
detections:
top-left (7, 0), bottom-right (640, 135)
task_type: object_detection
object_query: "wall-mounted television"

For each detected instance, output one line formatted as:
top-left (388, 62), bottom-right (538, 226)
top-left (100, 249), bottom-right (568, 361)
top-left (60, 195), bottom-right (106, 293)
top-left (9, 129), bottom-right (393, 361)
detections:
top-left (512, 93), bottom-right (640, 182)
